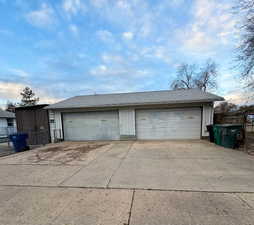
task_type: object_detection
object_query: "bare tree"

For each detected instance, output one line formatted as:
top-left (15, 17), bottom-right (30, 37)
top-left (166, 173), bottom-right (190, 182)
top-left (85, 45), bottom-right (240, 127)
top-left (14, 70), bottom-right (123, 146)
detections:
top-left (214, 102), bottom-right (238, 113)
top-left (170, 60), bottom-right (218, 92)
top-left (195, 60), bottom-right (217, 92)
top-left (235, 0), bottom-right (254, 88)
top-left (170, 63), bottom-right (196, 90)
top-left (239, 104), bottom-right (254, 112)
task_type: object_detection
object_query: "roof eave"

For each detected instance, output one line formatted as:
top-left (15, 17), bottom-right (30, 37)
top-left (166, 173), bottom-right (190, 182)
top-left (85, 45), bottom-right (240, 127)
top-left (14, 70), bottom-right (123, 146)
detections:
top-left (0, 116), bottom-right (15, 118)
top-left (46, 98), bottom-right (223, 110)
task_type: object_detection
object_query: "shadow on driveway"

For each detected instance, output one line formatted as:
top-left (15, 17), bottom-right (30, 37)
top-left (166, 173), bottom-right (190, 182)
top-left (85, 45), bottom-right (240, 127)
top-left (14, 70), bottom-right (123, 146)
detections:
top-left (0, 142), bottom-right (14, 157)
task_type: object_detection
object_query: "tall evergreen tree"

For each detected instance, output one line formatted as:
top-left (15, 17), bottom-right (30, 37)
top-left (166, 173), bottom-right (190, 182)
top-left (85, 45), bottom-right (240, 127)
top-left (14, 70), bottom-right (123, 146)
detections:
top-left (20, 87), bottom-right (39, 106)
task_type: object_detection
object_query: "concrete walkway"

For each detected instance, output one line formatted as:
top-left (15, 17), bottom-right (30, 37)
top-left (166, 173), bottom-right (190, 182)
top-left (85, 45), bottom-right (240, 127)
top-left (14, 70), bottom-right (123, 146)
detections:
top-left (0, 187), bottom-right (254, 225)
top-left (0, 140), bottom-right (254, 224)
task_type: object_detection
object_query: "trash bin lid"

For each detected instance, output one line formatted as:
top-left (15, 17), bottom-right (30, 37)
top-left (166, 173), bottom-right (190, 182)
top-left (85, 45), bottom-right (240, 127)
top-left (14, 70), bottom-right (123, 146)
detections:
top-left (214, 124), bottom-right (243, 128)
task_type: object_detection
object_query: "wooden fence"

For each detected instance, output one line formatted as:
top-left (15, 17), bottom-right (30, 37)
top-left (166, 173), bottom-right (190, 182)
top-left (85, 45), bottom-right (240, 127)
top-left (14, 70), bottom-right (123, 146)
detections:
top-left (214, 112), bottom-right (245, 124)
top-left (214, 112), bottom-right (254, 154)
top-left (245, 113), bottom-right (254, 154)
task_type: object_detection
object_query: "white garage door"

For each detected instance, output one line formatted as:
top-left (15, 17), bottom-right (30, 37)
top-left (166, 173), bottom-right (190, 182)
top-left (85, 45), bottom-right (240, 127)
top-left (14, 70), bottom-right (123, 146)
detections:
top-left (136, 108), bottom-right (201, 140)
top-left (63, 111), bottom-right (120, 141)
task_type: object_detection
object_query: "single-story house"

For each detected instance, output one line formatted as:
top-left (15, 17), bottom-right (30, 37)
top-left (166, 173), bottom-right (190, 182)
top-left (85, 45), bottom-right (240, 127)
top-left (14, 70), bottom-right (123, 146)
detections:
top-left (46, 89), bottom-right (224, 142)
top-left (0, 109), bottom-right (16, 138)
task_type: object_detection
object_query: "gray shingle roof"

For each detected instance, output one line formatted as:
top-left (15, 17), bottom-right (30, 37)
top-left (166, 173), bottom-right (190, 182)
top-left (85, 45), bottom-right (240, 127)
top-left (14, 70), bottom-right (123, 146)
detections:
top-left (0, 109), bottom-right (15, 118)
top-left (46, 89), bottom-right (224, 110)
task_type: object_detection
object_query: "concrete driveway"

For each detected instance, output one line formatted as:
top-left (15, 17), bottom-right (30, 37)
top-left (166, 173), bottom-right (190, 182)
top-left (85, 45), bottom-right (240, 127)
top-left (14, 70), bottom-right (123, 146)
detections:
top-left (0, 140), bottom-right (254, 225)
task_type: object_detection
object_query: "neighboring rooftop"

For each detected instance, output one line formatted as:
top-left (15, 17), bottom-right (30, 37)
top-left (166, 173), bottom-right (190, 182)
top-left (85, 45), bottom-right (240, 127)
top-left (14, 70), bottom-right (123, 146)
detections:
top-left (15, 104), bottom-right (49, 110)
top-left (0, 109), bottom-right (15, 118)
top-left (46, 89), bottom-right (224, 110)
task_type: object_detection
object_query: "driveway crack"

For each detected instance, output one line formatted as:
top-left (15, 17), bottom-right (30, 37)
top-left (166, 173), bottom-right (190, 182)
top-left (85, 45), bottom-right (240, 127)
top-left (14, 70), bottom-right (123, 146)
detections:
top-left (106, 142), bottom-right (134, 188)
top-left (235, 194), bottom-right (254, 210)
top-left (125, 190), bottom-right (135, 225)
top-left (58, 144), bottom-right (117, 186)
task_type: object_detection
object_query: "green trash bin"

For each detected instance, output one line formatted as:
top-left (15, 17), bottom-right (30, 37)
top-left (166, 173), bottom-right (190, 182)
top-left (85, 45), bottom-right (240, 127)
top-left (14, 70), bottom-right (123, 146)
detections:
top-left (213, 125), bottom-right (223, 145)
top-left (221, 125), bottom-right (243, 149)
top-left (213, 124), bottom-right (243, 149)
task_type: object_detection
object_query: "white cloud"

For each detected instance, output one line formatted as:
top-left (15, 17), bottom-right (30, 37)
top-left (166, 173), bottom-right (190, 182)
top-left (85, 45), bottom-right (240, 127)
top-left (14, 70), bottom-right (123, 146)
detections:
top-left (224, 90), bottom-right (254, 105)
top-left (77, 79), bottom-right (151, 95)
top-left (217, 73), bottom-right (239, 93)
top-left (62, 0), bottom-right (86, 17)
top-left (6, 0), bottom-right (241, 101)
top-left (90, 53), bottom-right (152, 78)
top-left (90, 65), bottom-right (110, 76)
top-left (96, 30), bottom-right (114, 43)
top-left (122, 32), bottom-right (134, 40)
top-left (153, 46), bottom-right (171, 64)
top-left (101, 53), bottom-right (125, 64)
top-left (39, 93), bottom-right (61, 104)
top-left (26, 3), bottom-right (55, 28)
top-left (0, 82), bottom-right (24, 100)
top-left (9, 68), bottom-right (29, 78)
top-left (96, 30), bottom-right (122, 50)
top-left (216, 72), bottom-right (253, 105)
top-left (90, 63), bottom-right (151, 78)
top-left (69, 24), bottom-right (79, 37)
top-left (90, 0), bottom-right (155, 39)
top-left (140, 46), bottom-right (171, 64)
top-left (0, 81), bottom-right (61, 105)
top-left (183, 31), bottom-right (215, 54)
top-left (90, 0), bottom-right (108, 8)
top-left (90, 64), bottom-right (133, 77)
top-left (179, 0), bottom-right (237, 54)
top-left (89, 0), bottom-right (187, 42)
top-left (169, 0), bottom-right (184, 7)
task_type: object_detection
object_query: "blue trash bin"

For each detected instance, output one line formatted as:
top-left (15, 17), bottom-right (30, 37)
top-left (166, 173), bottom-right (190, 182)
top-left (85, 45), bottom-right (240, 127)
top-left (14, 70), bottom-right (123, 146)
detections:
top-left (9, 133), bottom-right (29, 152)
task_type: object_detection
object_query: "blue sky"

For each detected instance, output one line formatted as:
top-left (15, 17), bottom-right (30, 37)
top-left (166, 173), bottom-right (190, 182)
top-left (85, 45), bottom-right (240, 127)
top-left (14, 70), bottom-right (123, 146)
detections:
top-left (0, 0), bottom-right (250, 108)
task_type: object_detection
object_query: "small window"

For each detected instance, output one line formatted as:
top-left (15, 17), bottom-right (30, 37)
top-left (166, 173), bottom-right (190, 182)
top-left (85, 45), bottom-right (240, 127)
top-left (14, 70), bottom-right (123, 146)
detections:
top-left (49, 112), bottom-right (55, 120)
top-left (7, 118), bottom-right (14, 127)
top-left (50, 119), bottom-right (55, 123)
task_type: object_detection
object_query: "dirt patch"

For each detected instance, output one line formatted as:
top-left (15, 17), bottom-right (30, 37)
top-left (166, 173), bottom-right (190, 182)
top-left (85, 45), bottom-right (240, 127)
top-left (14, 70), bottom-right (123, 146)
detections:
top-left (28, 143), bottom-right (108, 164)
